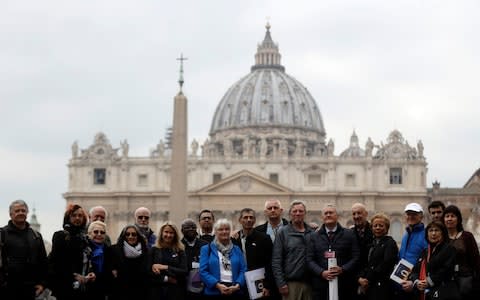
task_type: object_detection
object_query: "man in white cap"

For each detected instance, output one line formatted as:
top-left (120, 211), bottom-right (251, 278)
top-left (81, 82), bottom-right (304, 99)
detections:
top-left (396, 202), bottom-right (428, 300)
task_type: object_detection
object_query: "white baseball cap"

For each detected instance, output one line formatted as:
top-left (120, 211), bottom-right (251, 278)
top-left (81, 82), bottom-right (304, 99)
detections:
top-left (404, 202), bottom-right (423, 213)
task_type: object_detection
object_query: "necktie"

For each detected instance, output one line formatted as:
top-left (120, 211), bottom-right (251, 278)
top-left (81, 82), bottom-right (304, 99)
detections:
top-left (272, 227), bottom-right (278, 243)
top-left (328, 231), bottom-right (335, 242)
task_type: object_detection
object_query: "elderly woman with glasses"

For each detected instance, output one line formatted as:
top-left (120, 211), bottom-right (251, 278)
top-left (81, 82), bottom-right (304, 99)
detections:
top-left (107, 224), bottom-right (148, 300)
top-left (402, 221), bottom-right (458, 300)
top-left (200, 218), bottom-right (246, 299)
top-left (85, 220), bottom-right (110, 300)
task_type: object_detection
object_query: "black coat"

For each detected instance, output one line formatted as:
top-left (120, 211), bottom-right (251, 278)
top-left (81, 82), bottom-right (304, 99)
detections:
top-left (48, 226), bottom-right (91, 300)
top-left (352, 223), bottom-right (374, 271)
top-left (357, 235), bottom-right (398, 300)
top-left (1, 221), bottom-right (47, 299)
top-left (232, 230), bottom-right (275, 290)
top-left (410, 241), bottom-right (457, 288)
top-left (107, 243), bottom-right (148, 300)
top-left (306, 223), bottom-right (360, 300)
top-left (147, 247), bottom-right (188, 300)
top-left (181, 237), bottom-right (207, 271)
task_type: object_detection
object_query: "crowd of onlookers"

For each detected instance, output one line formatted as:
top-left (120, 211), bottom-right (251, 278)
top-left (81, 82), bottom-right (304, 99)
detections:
top-left (1, 198), bottom-right (479, 300)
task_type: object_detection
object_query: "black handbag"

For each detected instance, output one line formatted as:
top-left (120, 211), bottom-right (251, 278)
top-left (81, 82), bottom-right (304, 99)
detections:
top-left (428, 279), bottom-right (460, 300)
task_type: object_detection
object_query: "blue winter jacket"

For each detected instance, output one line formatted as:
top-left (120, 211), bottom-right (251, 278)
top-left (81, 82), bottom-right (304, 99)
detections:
top-left (199, 242), bottom-right (247, 296)
top-left (398, 223), bottom-right (427, 265)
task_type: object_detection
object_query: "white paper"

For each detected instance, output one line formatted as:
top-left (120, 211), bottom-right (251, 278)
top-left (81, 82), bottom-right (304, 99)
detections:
top-left (245, 267), bottom-right (266, 300)
top-left (390, 258), bottom-right (414, 284)
top-left (328, 257), bottom-right (339, 300)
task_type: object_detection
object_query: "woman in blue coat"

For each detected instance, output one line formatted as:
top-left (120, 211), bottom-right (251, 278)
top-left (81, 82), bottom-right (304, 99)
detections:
top-left (200, 218), bottom-right (246, 299)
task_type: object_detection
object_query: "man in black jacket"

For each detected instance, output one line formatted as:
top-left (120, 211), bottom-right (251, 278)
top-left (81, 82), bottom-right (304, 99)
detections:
top-left (181, 218), bottom-right (207, 299)
top-left (233, 208), bottom-right (274, 299)
top-left (255, 199), bottom-right (288, 243)
top-left (1, 200), bottom-right (48, 300)
top-left (307, 204), bottom-right (360, 300)
top-left (350, 202), bottom-right (374, 300)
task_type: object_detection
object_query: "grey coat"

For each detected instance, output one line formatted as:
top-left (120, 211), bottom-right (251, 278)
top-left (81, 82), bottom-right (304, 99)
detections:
top-left (271, 223), bottom-right (313, 288)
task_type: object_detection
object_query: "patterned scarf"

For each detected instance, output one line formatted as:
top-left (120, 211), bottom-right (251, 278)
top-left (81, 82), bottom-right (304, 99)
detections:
top-left (214, 237), bottom-right (234, 257)
top-left (215, 238), bottom-right (234, 272)
top-left (123, 240), bottom-right (143, 258)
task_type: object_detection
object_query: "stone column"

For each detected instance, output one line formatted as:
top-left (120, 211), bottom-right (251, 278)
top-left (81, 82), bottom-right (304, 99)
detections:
top-left (169, 91), bottom-right (188, 227)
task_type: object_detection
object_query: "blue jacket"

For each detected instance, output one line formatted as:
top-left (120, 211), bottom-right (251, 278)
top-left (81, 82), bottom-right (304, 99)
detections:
top-left (398, 223), bottom-right (427, 265)
top-left (199, 242), bottom-right (246, 296)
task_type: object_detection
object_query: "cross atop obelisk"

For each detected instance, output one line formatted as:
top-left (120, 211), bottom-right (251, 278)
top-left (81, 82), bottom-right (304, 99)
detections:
top-left (176, 53), bottom-right (188, 92)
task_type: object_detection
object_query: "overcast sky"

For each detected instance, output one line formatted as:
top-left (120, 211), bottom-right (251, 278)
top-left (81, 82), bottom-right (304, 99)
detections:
top-left (1, 0), bottom-right (479, 241)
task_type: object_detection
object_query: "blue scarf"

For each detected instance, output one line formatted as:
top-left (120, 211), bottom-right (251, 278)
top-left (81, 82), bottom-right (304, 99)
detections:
top-left (90, 241), bottom-right (105, 273)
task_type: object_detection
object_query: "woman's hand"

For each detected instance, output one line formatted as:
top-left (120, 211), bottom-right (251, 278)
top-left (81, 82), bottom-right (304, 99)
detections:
top-left (401, 280), bottom-right (414, 292)
top-left (152, 263), bottom-right (168, 274)
top-left (216, 283), bottom-right (231, 295)
top-left (85, 272), bottom-right (96, 282)
top-left (227, 284), bottom-right (240, 294)
top-left (416, 279), bottom-right (428, 291)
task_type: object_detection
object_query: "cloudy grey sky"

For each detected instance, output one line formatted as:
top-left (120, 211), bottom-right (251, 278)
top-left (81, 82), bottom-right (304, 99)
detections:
top-left (1, 0), bottom-right (479, 240)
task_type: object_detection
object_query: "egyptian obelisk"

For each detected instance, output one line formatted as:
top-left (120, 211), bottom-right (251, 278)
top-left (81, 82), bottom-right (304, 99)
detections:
top-left (169, 54), bottom-right (188, 226)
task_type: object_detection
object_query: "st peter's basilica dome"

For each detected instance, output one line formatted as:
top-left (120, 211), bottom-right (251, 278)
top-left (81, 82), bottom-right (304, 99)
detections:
top-left (207, 24), bottom-right (326, 158)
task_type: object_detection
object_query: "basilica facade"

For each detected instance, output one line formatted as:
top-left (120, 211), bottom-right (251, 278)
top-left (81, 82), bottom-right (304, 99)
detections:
top-left (64, 25), bottom-right (429, 241)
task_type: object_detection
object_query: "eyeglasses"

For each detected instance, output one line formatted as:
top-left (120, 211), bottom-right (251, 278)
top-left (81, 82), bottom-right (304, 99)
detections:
top-left (125, 232), bottom-right (137, 237)
top-left (137, 216), bottom-right (150, 220)
top-left (93, 230), bottom-right (106, 235)
top-left (201, 216), bottom-right (212, 220)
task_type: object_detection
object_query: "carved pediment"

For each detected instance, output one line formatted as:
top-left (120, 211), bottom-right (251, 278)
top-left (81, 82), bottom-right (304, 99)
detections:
top-left (78, 132), bottom-right (120, 164)
top-left (196, 170), bottom-right (292, 194)
top-left (373, 130), bottom-right (419, 160)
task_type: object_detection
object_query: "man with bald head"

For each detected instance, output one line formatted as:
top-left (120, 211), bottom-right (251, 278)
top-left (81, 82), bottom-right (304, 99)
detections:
top-left (134, 207), bottom-right (156, 248)
top-left (255, 199), bottom-right (288, 243)
top-left (307, 204), bottom-right (360, 300)
top-left (88, 206), bottom-right (111, 246)
top-left (350, 203), bottom-right (374, 290)
top-left (89, 206), bottom-right (107, 223)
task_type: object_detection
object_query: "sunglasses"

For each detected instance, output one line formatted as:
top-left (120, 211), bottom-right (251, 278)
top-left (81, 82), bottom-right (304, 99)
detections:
top-left (125, 232), bottom-right (137, 237)
top-left (93, 230), bottom-right (106, 235)
top-left (137, 216), bottom-right (150, 220)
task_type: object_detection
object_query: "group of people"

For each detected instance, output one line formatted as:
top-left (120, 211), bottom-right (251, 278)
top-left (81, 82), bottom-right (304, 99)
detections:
top-left (1, 199), bottom-right (479, 300)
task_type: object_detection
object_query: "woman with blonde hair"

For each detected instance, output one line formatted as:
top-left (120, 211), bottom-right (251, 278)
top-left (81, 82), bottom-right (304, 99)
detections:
top-left (357, 213), bottom-right (398, 300)
top-left (147, 221), bottom-right (188, 300)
